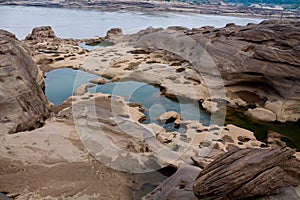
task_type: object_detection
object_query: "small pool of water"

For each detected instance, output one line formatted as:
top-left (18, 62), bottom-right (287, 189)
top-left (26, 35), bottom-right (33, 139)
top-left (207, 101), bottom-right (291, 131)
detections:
top-left (88, 81), bottom-right (210, 127)
top-left (45, 68), bottom-right (209, 131)
top-left (45, 68), bottom-right (99, 105)
top-left (79, 41), bottom-right (115, 50)
top-left (45, 68), bottom-right (300, 151)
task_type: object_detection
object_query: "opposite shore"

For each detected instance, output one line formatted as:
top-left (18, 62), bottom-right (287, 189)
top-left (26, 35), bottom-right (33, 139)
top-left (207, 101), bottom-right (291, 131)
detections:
top-left (0, 0), bottom-right (299, 19)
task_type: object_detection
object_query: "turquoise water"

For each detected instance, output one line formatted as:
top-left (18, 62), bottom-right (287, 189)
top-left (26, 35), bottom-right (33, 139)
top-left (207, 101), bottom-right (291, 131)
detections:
top-left (45, 68), bottom-right (98, 105)
top-left (79, 41), bottom-right (115, 50)
top-left (45, 68), bottom-right (209, 131)
top-left (45, 68), bottom-right (300, 151)
top-left (89, 81), bottom-right (210, 129)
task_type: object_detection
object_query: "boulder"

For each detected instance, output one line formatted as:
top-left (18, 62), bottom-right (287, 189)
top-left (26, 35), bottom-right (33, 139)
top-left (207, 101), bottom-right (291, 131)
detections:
top-left (0, 30), bottom-right (50, 135)
top-left (89, 77), bottom-right (106, 85)
top-left (245, 107), bottom-right (277, 122)
top-left (202, 100), bottom-right (219, 113)
top-left (105, 28), bottom-right (123, 41)
top-left (193, 148), bottom-right (300, 200)
top-left (158, 111), bottom-right (182, 124)
top-left (25, 26), bottom-right (57, 41)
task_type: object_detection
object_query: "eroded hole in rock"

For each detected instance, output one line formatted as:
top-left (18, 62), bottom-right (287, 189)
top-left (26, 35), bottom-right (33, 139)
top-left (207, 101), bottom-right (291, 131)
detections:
top-left (200, 141), bottom-right (212, 147)
top-left (165, 117), bottom-right (176, 124)
top-left (128, 49), bottom-right (150, 54)
top-left (175, 67), bottom-right (185, 73)
top-left (16, 76), bottom-right (23, 81)
top-left (177, 184), bottom-right (185, 189)
top-left (145, 60), bottom-right (159, 64)
top-left (54, 57), bottom-right (64, 61)
top-left (236, 90), bottom-right (267, 106)
top-left (238, 136), bottom-right (251, 142)
top-left (222, 135), bottom-right (234, 143)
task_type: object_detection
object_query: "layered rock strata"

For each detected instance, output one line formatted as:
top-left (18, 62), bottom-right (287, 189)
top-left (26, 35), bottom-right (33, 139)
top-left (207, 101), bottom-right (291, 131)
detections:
top-left (0, 30), bottom-right (50, 135)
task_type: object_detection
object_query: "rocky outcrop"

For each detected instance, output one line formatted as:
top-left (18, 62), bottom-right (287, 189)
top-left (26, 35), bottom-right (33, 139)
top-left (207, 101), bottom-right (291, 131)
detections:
top-left (0, 30), bottom-right (50, 134)
top-left (23, 26), bottom-right (88, 72)
top-left (189, 20), bottom-right (300, 122)
top-left (25, 26), bottom-right (57, 41)
top-left (105, 28), bottom-right (123, 42)
top-left (128, 20), bottom-right (300, 122)
top-left (193, 147), bottom-right (300, 200)
top-left (89, 77), bottom-right (106, 85)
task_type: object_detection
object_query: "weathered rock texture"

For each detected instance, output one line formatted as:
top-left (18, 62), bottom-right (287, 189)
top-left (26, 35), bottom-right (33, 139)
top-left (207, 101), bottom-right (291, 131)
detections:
top-left (189, 20), bottom-right (300, 123)
top-left (193, 148), bottom-right (300, 200)
top-left (23, 26), bottom-right (90, 73)
top-left (142, 164), bottom-right (201, 200)
top-left (25, 26), bottom-right (57, 41)
top-left (0, 30), bottom-right (50, 134)
top-left (129, 20), bottom-right (300, 122)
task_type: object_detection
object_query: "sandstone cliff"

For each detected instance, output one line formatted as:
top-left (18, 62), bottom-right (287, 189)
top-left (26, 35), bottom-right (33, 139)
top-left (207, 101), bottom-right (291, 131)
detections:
top-left (0, 30), bottom-right (50, 135)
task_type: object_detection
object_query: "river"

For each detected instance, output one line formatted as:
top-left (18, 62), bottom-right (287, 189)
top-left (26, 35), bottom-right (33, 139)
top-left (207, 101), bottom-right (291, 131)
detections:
top-left (0, 5), bottom-right (263, 39)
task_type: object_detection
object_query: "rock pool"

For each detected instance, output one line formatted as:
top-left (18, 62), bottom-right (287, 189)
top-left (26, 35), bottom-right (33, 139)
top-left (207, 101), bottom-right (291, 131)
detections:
top-left (45, 68), bottom-right (300, 150)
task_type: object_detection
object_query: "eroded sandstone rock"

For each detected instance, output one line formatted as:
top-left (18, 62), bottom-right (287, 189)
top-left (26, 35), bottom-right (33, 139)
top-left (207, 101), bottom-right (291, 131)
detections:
top-left (0, 30), bottom-right (50, 134)
top-left (245, 107), bottom-right (277, 122)
top-left (128, 20), bottom-right (300, 122)
top-left (193, 148), bottom-right (300, 200)
top-left (25, 26), bottom-right (57, 41)
top-left (105, 28), bottom-right (123, 42)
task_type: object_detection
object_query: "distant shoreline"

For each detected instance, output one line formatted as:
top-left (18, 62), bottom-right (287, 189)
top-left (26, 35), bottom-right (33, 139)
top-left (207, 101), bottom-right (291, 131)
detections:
top-left (0, 0), bottom-right (299, 19)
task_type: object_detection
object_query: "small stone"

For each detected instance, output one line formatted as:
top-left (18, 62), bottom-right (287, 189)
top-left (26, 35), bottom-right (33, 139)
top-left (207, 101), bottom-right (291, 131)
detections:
top-left (89, 78), bottom-right (106, 85)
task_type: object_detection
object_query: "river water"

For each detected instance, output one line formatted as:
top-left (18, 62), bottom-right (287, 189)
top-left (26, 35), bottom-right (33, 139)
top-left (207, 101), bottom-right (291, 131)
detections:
top-left (0, 5), bottom-right (263, 39)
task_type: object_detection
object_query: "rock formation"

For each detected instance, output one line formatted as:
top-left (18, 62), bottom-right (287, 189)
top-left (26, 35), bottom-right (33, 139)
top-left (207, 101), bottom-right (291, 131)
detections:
top-left (105, 28), bottom-right (123, 42)
top-left (0, 30), bottom-right (50, 134)
top-left (29, 21), bottom-right (300, 123)
top-left (128, 20), bottom-right (300, 123)
top-left (193, 147), bottom-right (300, 200)
top-left (25, 26), bottom-right (57, 41)
top-left (190, 20), bottom-right (300, 123)
top-left (1, 21), bottom-right (297, 199)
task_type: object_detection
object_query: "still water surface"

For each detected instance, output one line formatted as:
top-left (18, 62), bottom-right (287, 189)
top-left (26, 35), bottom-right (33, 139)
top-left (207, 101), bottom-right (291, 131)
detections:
top-left (45, 68), bottom-right (300, 151)
top-left (0, 5), bottom-right (263, 39)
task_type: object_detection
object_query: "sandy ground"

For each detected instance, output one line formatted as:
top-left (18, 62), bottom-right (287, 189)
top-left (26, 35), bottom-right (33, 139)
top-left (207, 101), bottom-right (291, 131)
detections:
top-left (0, 120), bottom-right (135, 199)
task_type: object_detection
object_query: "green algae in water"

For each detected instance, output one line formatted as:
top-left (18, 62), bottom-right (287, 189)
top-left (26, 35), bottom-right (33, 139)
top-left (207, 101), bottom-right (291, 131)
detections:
top-left (225, 108), bottom-right (300, 151)
top-left (45, 68), bottom-right (300, 151)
